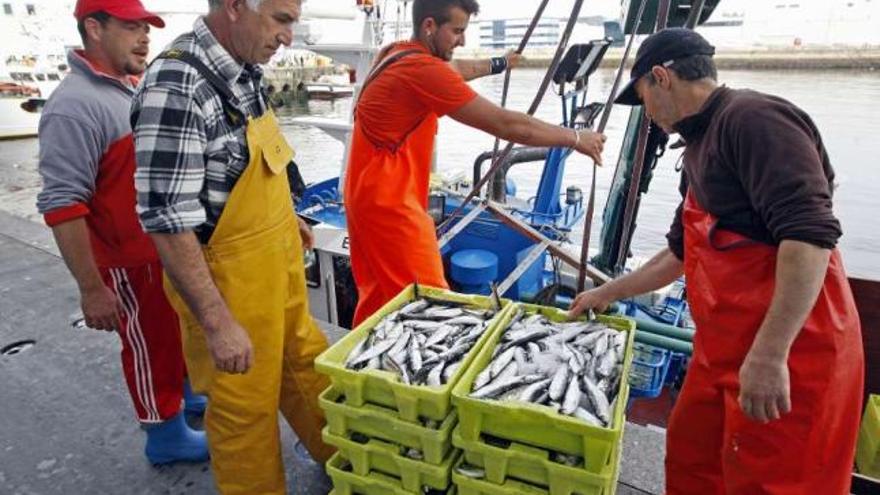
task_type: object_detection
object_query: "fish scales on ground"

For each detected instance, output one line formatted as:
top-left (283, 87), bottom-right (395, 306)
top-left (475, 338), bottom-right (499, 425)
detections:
top-left (470, 311), bottom-right (627, 428)
top-left (344, 298), bottom-right (496, 386)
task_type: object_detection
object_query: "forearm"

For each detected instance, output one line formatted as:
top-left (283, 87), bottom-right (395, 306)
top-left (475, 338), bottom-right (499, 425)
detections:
top-left (450, 58), bottom-right (492, 81)
top-left (501, 111), bottom-right (575, 148)
top-left (51, 218), bottom-right (105, 292)
top-left (748, 240), bottom-right (830, 360)
top-left (150, 232), bottom-right (231, 334)
top-left (600, 248), bottom-right (684, 301)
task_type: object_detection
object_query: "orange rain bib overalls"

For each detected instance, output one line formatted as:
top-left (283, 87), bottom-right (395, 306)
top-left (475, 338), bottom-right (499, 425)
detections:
top-left (345, 46), bottom-right (452, 326)
top-left (164, 109), bottom-right (334, 494)
top-left (665, 191), bottom-right (864, 494)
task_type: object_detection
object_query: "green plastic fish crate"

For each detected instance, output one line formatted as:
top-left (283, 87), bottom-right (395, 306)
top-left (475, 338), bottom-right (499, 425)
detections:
top-left (451, 303), bottom-right (636, 473)
top-left (320, 386), bottom-right (457, 465)
top-left (315, 284), bottom-right (511, 423)
top-left (451, 447), bottom-right (621, 495)
top-left (322, 426), bottom-right (456, 491)
top-left (452, 426), bottom-right (617, 495)
top-left (857, 394), bottom-right (880, 478)
top-left (327, 451), bottom-right (460, 495)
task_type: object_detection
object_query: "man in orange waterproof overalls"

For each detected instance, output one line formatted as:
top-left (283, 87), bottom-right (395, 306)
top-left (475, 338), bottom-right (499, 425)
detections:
top-left (346, 0), bottom-right (607, 325)
top-left (569, 28), bottom-right (864, 494)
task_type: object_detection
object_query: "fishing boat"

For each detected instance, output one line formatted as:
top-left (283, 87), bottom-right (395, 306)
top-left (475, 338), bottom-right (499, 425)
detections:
top-left (304, 74), bottom-right (355, 100)
top-left (294, 1), bottom-right (880, 492)
top-left (0, 60), bottom-right (64, 139)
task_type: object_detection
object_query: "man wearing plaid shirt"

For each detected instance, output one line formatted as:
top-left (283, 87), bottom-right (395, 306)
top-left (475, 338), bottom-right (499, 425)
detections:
top-left (131, 0), bottom-right (333, 493)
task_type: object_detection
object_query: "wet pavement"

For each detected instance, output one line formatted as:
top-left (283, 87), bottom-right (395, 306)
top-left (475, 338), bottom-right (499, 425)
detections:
top-left (0, 211), bottom-right (664, 494)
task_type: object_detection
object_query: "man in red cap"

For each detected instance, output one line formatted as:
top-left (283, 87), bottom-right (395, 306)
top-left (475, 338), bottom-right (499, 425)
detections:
top-left (36, 0), bottom-right (209, 465)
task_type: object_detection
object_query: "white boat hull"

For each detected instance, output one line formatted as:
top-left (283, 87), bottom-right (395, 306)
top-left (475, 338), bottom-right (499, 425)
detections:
top-left (0, 98), bottom-right (40, 139)
top-left (305, 83), bottom-right (354, 100)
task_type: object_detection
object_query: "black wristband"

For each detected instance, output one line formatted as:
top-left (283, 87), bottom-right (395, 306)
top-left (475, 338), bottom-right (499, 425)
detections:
top-left (490, 56), bottom-right (508, 75)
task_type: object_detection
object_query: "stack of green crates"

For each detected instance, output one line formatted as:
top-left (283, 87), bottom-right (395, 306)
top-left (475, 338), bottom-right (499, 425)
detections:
top-left (857, 394), bottom-right (880, 479)
top-left (450, 303), bottom-right (636, 495)
top-left (315, 285), bottom-right (512, 494)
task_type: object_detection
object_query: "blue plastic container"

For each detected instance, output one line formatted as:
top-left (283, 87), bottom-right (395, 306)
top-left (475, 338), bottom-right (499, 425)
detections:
top-left (627, 343), bottom-right (671, 400)
top-left (664, 352), bottom-right (689, 387)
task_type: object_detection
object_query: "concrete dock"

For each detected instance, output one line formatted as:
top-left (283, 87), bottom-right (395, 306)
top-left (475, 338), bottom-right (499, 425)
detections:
top-left (0, 211), bottom-right (665, 494)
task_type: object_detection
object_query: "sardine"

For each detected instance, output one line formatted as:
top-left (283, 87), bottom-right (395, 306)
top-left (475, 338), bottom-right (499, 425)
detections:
top-left (443, 361), bottom-right (462, 382)
top-left (382, 354), bottom-right (411, 384)
top-left (344, 337), bottom-right (369, 368)
top-left (424, 307), bottom-right (464, 320)
top-left (426, 363), bottom-right (444, 386)
top-left (561, 376), bottom-right (581, 415)
top-left (548, 365), bottom-right (570, 401)
top-left (573, 407), bottom-right (603, 427)
top-left (399, 299), bottom-right (429, 317)
top-left (518, 378), bottom-right (552, 402)
top-left (406, 320), bottom-right (444, 331)
top-left (490, 347), bottom-right (517, 378)
top-left (424, 325), bottom-right (454, 347)
top-left (550, 452), bottom-right (582, 467)
top-left (455, 464), bottom-right (485, 479)
top-left (387, 329), bottom-right (412, 358)
top-left (596, 349), bottom-right (617, 378)
top-left (582, 375), bottom-right (611, 425)
top-left (471, 374), bottom-right (544, 400)
top-left (348, 337), bottom-right (398, 367)
top-left (473, 366), bottom-right (493, 390)
top-left (443, 315), bottom-right (485, 327)
top-left (409, 337), bottom-right (423, 373)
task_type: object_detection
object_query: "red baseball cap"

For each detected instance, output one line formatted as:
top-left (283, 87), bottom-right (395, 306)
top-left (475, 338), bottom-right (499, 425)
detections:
top-left (74, 0), bottom-right (165, 28)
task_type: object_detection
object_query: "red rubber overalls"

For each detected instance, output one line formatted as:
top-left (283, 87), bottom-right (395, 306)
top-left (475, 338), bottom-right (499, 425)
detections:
top-left (665, 191), bottom-right (864, 494)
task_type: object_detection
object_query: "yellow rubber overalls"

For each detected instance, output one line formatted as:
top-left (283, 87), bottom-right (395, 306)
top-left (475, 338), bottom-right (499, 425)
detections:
top-left (164, 109), bottom-right (334, 494)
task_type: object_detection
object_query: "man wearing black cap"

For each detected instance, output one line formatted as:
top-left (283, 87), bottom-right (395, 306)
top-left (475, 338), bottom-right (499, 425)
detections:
top-left (569, 28), bottom-right (863, 494)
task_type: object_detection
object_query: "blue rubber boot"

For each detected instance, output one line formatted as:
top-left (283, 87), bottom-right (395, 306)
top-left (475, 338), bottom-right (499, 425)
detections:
top-left (144, 412), bottom-right (210, 465)
top-left (183, 378), bottom-right (208, 416)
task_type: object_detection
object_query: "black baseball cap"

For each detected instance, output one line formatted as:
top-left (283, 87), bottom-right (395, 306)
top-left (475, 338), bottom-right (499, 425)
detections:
top-left (614, 28), bottom-right (715, 106)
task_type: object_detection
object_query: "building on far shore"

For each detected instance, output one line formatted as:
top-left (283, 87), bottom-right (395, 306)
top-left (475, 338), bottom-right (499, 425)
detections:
top-left (461, 0), bottom-right (880, 57)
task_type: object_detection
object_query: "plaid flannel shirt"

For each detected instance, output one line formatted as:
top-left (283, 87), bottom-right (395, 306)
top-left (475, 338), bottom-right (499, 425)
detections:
top-left (132, 17), bottom-right (268, 241)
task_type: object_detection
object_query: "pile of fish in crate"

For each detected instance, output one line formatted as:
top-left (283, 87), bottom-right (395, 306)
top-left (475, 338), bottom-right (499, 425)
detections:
top-left (314, 285), bottom-right (635, 495)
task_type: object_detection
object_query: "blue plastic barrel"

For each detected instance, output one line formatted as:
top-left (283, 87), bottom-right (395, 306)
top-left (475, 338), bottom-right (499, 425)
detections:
top-left (449, 249), bottom-right (499, 295)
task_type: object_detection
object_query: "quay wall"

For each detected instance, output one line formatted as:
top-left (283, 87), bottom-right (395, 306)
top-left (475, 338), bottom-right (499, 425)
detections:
top-left (460, 47), bottom-right (880, 71)
top-left (261, 66), bottom-right (342, 95)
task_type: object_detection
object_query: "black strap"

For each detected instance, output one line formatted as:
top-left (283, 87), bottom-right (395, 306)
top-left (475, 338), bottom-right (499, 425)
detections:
top-left (154, 49), bottom-right (245, 127)
top-left (362, 49), bottom-right (421, 94)
top-left (353, 48), bottom-right (423, 152)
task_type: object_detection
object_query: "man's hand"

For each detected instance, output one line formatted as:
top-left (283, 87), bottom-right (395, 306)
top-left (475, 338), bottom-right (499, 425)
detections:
top-left (504, 50), bottom-right (524, 70)
top-left (81, 284), bottom-right (123, 332)
top-left (568, 287), bottom-right (613, 319)
top-left (204, 317), bottom-right (254, 374)
top-left (297, 216), bottom-right (314, 250)
top-left (575, 130), bottom-right (606, 165)
top-left (738, 352), bottom-right (792, 423)
top-left (151, 231), bottom-right (254, 374)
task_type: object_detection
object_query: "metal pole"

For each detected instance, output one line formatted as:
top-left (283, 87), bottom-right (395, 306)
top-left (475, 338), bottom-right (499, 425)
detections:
top-left (686, 0), bottom-right (707, 29)
top-left (613, 0), bottom-right (673, 276)
top-left (576, 0), bottom-right (650, 292)
top-left (486, 0), bottom-right (551, 199)
top-left (437, 0), bottom-right (587, 236)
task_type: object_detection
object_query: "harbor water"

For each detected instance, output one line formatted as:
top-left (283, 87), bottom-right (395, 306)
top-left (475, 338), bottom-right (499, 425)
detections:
top-left (1, 68), bottom-right (878, 279)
